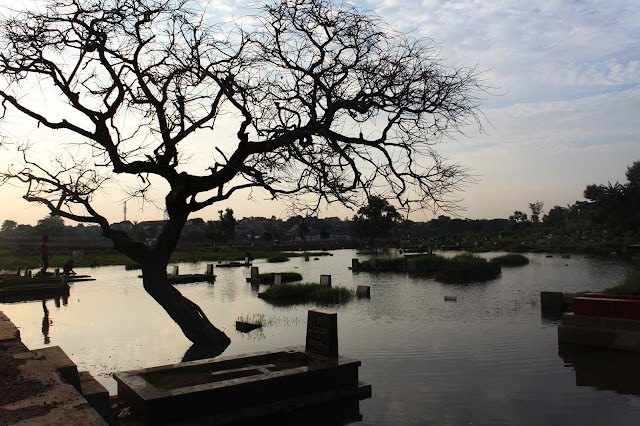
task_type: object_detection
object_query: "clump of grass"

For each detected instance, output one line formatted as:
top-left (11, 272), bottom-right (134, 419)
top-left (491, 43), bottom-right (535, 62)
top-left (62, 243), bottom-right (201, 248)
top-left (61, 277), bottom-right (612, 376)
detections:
top-left (236, 313), bottom-right (266, 326)
top-left (258, 283), bottom-right (353, 304)
top-left (490, 254), bottom-right (529, 267)
top-left (603, 269), bottom-right (640, 295)
top-left (408, 255), bottom-right (449, 274)
top-left (435, 254), bottom-right (501, 283)
top-left (267, 255), bottom-right (289, 263)
top-left (258, 272), bottom-right (302, 284)
top-left (358, 253), bottom-right (500, 283)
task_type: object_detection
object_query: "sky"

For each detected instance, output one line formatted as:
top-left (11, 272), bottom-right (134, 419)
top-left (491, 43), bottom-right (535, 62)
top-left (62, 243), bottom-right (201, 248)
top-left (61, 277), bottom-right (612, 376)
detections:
top-left (0, 0), bottom-right (638, 225)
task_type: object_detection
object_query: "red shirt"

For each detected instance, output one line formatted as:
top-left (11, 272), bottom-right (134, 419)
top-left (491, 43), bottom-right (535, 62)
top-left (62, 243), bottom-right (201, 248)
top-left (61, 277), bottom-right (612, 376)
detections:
top-left (40, 241), bottom-right (49, 257)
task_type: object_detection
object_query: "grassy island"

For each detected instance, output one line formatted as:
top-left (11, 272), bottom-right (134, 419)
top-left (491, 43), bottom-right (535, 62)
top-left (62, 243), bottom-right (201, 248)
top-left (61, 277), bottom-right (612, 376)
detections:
top-left (359, 253), bottom-right (504, 283)
top-left (490, 254), bottom-right (529, 267)
top-left (258, 283), bottom-right (353, 304)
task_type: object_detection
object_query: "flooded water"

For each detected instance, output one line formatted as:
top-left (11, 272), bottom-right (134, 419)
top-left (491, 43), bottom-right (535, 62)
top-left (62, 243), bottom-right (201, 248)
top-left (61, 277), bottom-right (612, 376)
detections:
top-left (2, 250), bottom-right (640, 425)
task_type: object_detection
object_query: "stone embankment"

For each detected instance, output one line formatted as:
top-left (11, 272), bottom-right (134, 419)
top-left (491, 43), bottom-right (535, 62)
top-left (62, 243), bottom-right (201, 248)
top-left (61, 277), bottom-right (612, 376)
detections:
top-left (0, 310), bottom-right (108, 425)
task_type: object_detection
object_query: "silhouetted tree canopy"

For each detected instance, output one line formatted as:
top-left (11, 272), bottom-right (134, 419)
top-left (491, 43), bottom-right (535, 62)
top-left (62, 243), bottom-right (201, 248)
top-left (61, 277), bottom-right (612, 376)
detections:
top-left (0, 0), bottom-right (487, 347)
top-left (352, 195), bottom-right (403, 240)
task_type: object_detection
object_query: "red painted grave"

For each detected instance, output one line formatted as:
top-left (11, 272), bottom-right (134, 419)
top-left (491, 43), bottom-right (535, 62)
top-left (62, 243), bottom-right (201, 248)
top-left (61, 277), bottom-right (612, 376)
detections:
top-left (573, 295), bottom-right (640, 320)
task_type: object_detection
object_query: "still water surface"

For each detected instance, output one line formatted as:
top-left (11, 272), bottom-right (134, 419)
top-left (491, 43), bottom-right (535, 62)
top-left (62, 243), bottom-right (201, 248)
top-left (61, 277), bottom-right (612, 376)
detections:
top-left (2, 250), bottom-right (640, 425)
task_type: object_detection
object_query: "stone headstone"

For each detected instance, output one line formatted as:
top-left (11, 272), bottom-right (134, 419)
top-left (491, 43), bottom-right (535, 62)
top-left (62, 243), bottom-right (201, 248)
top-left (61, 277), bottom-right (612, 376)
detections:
top-left (172, 266), bottom-right (179, 276)
top-left (540, 291), bottom-right (564, 309)
top-left (274, 274), bottom-right (282, 285)
top-left (244, 256), bottom-right (250, 266)
top-left (351, 259), bottom-right (359, 271)
top-left (319, 275), bottom-right (331, 287)
top-left (206, 264), bottom-right (214, 276)
top-left (54, 268), bottom-right (60, 278)
top-left (305, 310), bottom-right (338, 359)
top-left (356, 286), bottom-right (370, 298)
top-left (305, 255), bottom-right (310, 261)
top-left (251, 266), bottom-right (259, 279)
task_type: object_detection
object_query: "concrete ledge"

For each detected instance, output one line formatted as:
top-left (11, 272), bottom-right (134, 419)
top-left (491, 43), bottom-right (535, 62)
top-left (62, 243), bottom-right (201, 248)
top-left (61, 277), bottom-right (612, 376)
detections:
top-left (562, 313), bottom-right (640, 332)
top-left (558, 316), bottom-right (640, 353)
top-left (1, 344), bottom-right (106, 425)
top-left (0, 311), bottom-right (20, 342)
top-left (32, 346), bottom-right (81, 390)
top-left (1, 309), bottom-right (106, 425)
top-left (79, 371), bottom-right (112, 424)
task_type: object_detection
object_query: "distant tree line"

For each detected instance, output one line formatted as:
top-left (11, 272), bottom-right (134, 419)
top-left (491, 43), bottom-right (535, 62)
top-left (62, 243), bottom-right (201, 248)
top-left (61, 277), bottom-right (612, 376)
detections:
top-left (508, 161), bottom-right (640, 232)
top-left (5, 161), bottom-right (637, 245)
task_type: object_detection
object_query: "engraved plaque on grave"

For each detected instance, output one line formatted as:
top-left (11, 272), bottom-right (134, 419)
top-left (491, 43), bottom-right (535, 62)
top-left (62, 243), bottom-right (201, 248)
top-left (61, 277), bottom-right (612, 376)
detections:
top-left (305, 310), bottom-right (338, 359)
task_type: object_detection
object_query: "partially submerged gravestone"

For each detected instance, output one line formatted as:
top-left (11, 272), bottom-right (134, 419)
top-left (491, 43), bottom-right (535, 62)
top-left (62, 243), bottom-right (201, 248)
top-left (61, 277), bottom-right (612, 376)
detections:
top-left (540, 291), bottom-right (565, 310)
top-left (247, 266), bottom-right (260, 284)
top-left (356, 286), bottom-right (370, 298)
top-left (319, 275), bottom-right (332, 287)
top-left (305, 310), bottom-right (338, 359)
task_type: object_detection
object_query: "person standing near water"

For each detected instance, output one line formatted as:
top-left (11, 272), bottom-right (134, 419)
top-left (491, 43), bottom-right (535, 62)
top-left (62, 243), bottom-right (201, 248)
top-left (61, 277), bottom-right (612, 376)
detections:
top-left (40, 235), bottom-right (49, 275)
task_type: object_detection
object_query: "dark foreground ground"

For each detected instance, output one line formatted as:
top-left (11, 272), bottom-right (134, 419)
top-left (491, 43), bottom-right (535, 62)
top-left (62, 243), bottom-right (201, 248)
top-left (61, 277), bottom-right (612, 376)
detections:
top-left (0, 310), bottom-right (106, 425)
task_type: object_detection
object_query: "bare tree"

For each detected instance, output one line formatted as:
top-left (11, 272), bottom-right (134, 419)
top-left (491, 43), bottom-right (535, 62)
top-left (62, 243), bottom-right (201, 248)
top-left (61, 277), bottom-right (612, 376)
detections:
top-left (528, 201), bottom-right (544, 224)
top-left (0, 0), bottom-right (486, 349)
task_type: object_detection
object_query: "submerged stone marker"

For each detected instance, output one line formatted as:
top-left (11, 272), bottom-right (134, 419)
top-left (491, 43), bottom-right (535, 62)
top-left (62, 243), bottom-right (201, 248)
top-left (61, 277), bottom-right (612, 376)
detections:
top-left (351, 259), bottom-right (359, 271)
top-left (306, 310), bottom-right (338, 359)
top-left (541, 291), bottom-right (565, 310)
top-left (356, 286), bottom-right (370, 298)
top-left (172, 266), bottom-right (179, 276)
top-left (274, 274), bottom-right (282, 285)
top-left (251, 267), bottom-right (259, 279)
top-left (320, 274), bottom-right (332, 287)
top-left (206, 264), bottom-right (214, 276)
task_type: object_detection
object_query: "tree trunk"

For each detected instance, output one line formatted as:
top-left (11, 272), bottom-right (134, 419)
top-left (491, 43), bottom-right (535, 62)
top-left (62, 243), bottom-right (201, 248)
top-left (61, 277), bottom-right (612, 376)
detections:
top-left (142, 263), bottom-right (230, 351)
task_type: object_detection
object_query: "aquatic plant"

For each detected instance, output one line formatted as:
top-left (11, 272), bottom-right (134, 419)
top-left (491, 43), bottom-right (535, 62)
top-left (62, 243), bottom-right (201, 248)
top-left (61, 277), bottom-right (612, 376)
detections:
top-left (258, 283), bottom-right (353, 304)
top-left (358, 253), bottom-right (500, 283)
top-left (490, 254), bottom-right (529, 267)
top-left (435, 253), bottom-right (501, 283)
